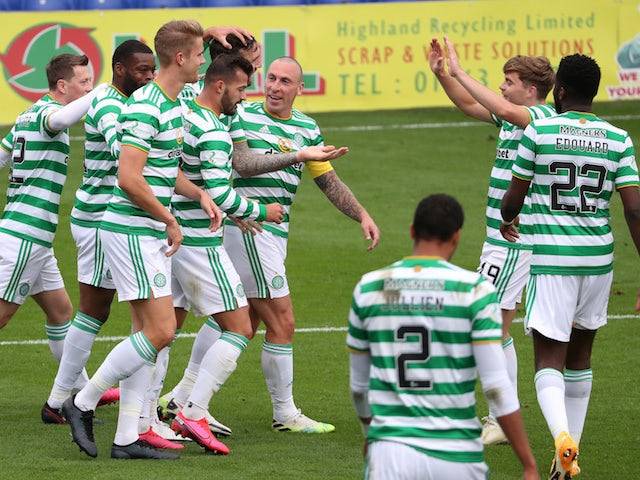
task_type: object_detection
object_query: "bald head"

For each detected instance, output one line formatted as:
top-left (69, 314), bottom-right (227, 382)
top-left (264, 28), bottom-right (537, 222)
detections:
top-left (269, 57), bottom-right (303, 82)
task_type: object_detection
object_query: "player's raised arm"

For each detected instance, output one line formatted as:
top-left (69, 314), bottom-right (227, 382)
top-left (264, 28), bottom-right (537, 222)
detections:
top-left (232, 141), bottom-right (348, 177)
top-left (313, 169), bottom-right (380, 251)
top-left (46, 83), bottom-right (109, 133)
top-left (444, 36), bottom-right (553, 129)
top-left (428, 38), bottom-right (493, 123)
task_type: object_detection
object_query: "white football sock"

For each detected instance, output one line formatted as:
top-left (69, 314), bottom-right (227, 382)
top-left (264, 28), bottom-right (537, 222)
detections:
top-left (173, 318), bottom-right (221, 405)
top-left (489, 337), bottom-right (518, 419)
top-left (564, 369), bottom-right (592, 444)
top-left (48, 313), bottom-right (105, 409)
top-left (183, 331), bottom-right (248, 420)
top-left (535, 368), bottom-right (568, 439)
top-left (262, 341), bottom-right (298, 422)
top-left (114, 364), bottom-right (153, 446)
top-left (139, 344), bottom-right (171, 433)
top-left (74, 331), bottom-right (157, 412)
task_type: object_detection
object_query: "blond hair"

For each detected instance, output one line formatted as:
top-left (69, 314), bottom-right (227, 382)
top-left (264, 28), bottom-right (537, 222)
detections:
top-left (503, 56), bottom-right (555, 100)
top-left (154, 20), bottom-right (203, 67)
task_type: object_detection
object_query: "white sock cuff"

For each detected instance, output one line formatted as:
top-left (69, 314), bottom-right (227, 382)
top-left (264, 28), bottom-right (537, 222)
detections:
top-left (534, 368), bottom-right (563, 385)
top-left (46, 322), bottom-right (70, 341)
top-left (564, 369), bottom-right (593, 382)
top-left (71, 312), bottom-right (104, 335)
top-left (263, 341), bottom-right (292, 356)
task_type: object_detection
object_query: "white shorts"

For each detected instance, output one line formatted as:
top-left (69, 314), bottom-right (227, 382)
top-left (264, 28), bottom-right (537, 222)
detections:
top-left (478, 242), bottom-right (531, 310)
top-left (71, 224), bottom-right (115, 290)
top-left (172, 244), bottom-right (248, 317)
top-left (525, 273), bottom-right (612, 342)
top-left (224, 226), bottom-right (289, 299)
top-left (0, 232), bottom-right (65, 304)
top-left (100, 230), bottom-right (172, 302)
top-left (366, 441), bottom-right (488, 480)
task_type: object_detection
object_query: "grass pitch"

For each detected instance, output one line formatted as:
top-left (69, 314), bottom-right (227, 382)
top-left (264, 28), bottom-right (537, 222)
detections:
top-left (1, 100), bottom-right (639, 479)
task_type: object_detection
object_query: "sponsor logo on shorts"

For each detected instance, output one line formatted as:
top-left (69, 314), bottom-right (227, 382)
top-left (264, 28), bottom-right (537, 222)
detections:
top-left (153, 273), bottom-right (167, 288)
top-left (236, 283), bottom-right (245, 297)
top-left (271, 275), bottom-right (285, 289)
top-left (18, 282), bottom-right (30, 297)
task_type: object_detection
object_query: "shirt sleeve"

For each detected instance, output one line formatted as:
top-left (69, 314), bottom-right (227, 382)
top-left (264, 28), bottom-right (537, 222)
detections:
top-left (94, 98), bottom-right (122, 160)
top-left (347, 281), bottom-right (369, 352)
top-left (39, 104), bottom-right (62, 138)
top-left (227, 113), bottom-right (246, 143)
top-left (119, 100), bottom-right (159, 153)
top-left (615, 135), bottom-right (639, 190)
top-left (490, 112), bottom-right (503, 128)
top-left (199, 129), bottom-right (266, 221)
top-left (511, 123), bottom-right (538, 181)
top-left (469, 278), bottom-right (502, 344)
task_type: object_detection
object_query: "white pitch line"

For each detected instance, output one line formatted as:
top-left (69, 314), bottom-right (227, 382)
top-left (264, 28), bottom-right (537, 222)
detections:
top-left (1, 314), bottom-right (638, 348)
top-left (67, 113), bottom-right (640, 141)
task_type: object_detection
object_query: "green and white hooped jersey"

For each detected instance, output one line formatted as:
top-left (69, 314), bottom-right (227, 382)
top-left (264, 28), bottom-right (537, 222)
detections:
top-left (231, 101), bottom-right (325, 239)
top-left (71, 85), bottom-right (126, 228)
top-left (173, 99), bottom-right (266, 247)
top-left (101, 82), bottom-right (183, 238)
top-left (487, 104), bottom-right (556, 250)
top-left (347, 257), bottom-right (502, 463)
top-left (512, 111), bottom-right (639, 275)
top-left (0, 95), bottom-right (68, 247)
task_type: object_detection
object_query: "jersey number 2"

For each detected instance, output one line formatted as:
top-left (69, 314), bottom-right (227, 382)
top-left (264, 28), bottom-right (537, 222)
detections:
top-left (396, 326), bottom-right (432, 389)
top-left (549, 161), bottom-right (606, 213)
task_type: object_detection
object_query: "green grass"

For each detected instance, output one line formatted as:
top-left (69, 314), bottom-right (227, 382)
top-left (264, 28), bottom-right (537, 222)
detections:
top-left (1, 101), bottom-right (639, 479)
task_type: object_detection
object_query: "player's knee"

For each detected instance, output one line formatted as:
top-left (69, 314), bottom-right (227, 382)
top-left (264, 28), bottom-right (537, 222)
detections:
top-left (147, 324), bottom-right (176, 350)
top-left (48, 300), bottom-right (73, 325)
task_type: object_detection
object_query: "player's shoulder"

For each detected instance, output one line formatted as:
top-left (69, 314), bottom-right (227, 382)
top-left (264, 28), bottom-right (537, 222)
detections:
top-left (92, 85), bottom-right (126, 110)
top-left (184, 100), bottom-right (225, 133)
top-left (291, 107), bottom-right (318, 128)
top-left (128, 82), bottom-right (168, 108)
top-left (527, 103), bottom-right (556, 120)
top-left (239, 101), bottom-right (263, 116)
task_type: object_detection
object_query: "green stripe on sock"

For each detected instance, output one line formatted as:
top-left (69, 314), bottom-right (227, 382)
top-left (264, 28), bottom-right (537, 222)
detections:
top-left (130, 331), bottom-right (157, 363)
top-left (220, 331), bottom-right (249, 351)
top-left (46, 322), bottom-right (70, 340)
top-left (534, 368), bottom-right (563, 382)
top-left (564, 369), bottom-right (593, 382)
top-left (205, 317), bottom-right (222, 332)
top-left (263, 341), bottom-right (292, 355)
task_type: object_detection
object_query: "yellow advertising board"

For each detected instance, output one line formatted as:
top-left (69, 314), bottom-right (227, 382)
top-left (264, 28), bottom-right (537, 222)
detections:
top-left (0, 0), bottom-right (638, 124)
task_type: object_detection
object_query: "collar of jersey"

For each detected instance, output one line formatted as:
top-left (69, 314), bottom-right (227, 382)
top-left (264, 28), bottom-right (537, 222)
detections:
top-left (262, 102), bottom-right (293, 121)
top-left (153, 81), bottom-right (178, 102)
top-left (109, 84), bottom-right (128, 98)
top-left (403, 255), bottom-right (444, 261)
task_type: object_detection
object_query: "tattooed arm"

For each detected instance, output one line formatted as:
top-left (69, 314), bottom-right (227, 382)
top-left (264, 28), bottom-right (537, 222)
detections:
top-left (314, 170), bottom-right (380, 250)
top-left (232, 141), bottom-right (349, 177)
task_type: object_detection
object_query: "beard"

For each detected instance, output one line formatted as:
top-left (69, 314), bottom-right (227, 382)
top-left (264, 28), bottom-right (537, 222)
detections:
top-left (121, 75), bottom-right (142, 97)
top-left (221, 93), bottom-right (239, 116)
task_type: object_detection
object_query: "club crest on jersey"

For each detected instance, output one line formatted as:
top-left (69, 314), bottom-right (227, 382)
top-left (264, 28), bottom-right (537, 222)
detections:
top-left (278, 138), bottom-right (294, 152)
top-left (293, 133), bottom-right (305, 148)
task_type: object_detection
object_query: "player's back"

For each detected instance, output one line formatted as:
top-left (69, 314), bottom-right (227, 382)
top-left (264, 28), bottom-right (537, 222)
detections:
top-left (513, 112), bottom-right (637, 275)
top-left (348, 256), bottom-right (501, 463)
top-left (0, 95), bottom-right (69, 247)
